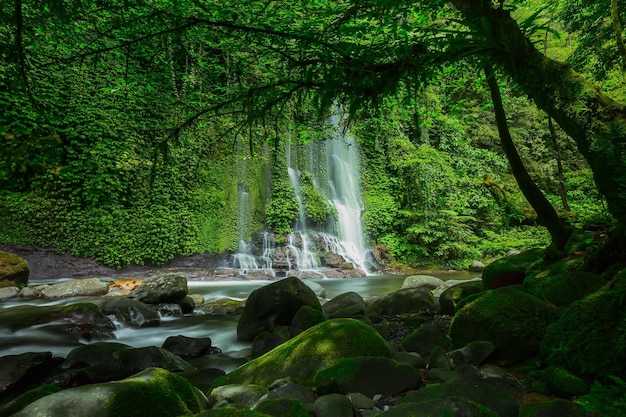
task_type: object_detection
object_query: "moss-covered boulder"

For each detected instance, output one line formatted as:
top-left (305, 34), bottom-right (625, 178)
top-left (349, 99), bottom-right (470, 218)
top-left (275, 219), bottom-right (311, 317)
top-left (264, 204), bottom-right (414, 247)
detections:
top-left (0, 251), bottom-right (29, 288)
top-left (196, 409), bottom-right (272, 416)
top-left (214, 318), bottom-right (392, 388)
top-left (254, 398), bottom-right (309, 417)
top-left (401, 323), bottom-right (452, 357)
top-left (482, 248), bottom-right (544, 290)
top-left (523, 270), bottom-right (606, 307)
top-left (449, 286), bottom-right (557, 363)
top-left (237, 277), bottom-right (322, 341)
top-left (518, 398), bottom-right (590, 417)
top-left (528, 365), bottom-right (589, 397)
top-left (397, 375), bottom-right (518, 417)
top-left (366, 287), bottom-right (435, 317)
top-left (540, 271), bottom-right (626, 378)
top-left (439, 280), bottom-right (484, 315)
top-left (10, 368), bottom-right (206, 417)
top-left (0, 384), bottom-right (61, 417)
top-left (314, 357), bottom-right (421, 397)
top-left (378, 398), bottom-right (499, 417)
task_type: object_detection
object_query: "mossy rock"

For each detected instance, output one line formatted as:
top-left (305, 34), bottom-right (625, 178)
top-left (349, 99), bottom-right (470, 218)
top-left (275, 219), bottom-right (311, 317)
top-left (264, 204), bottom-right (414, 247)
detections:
top-left (518, 398), bottom-right (590, 417)
top-left (482, 248), bottom-right (544, 290)
top-left (540, 270), bottom-right (626, 378)
top-left (439, 280), bottom-right (484, 315)
top-left (528, 365), bottom-right (589, 397)
top-left (237, 277), bottom-right (322, 341)
top-left (366, 287), bottom-right (435, 317)
top-left (400, 323), bottom-right (452, 357)
top-left (449, 286), bottom-right (558, 363)
top-left (314, 357), bottom-right (421, 397)
top-left (379, 398), bottom-right (500, 417)
top-left (0, 251), bottom-right (29, 287)
top-left (10, 368), bottom-right (205, 417)
top-left (523, 270), bottom-right (606, 307)
top-left (213, 318), bottom-right (392, 388)
top-left (397, 375), bottom-right (518, 417)
top-left (254, 398), bottom-right (310, 417)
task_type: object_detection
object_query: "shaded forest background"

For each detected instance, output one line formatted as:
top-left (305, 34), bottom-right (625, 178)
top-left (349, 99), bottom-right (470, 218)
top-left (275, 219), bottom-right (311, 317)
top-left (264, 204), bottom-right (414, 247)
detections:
top-left (0, 0), bottom-right (620, 269)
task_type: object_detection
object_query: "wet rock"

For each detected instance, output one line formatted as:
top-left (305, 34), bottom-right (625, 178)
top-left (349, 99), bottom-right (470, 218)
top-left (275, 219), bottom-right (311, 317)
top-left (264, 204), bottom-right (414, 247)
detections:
top-left (322, 291), bottom-right (365, 319)
top-left (366, 287), bottom-right (435, 317)
top-left (0, 251), bottom-right (29, 287)
top-left (129, 273), bottom-right (188, 304)
top-left (265, 378), bottom-right (315, 404)
top-left (157, 303), bottom-right (183, 317)
top-left (302, 280), bottom-right (326, 298)
top-left (0, 286), bottom-right (18, 301)
top-left (100, 298), bottom-right (160, 328)
top-left (10, 367), bottom-right (206, 417)
top-left (162, 335), bottom-right (214, 358)
top-left (59, 302), bottom-right (117, 340)
top-left (0, 352), bottom-right (63, 400)
top-left (40, 278), bottom-right (109, 299)
top-left (200, 298), bottom-right (245, 316)
top-left (177, 296), bottom-right (196, 314)
top-left (518, 397), bottom-right (589, 417)
top-left (17, 286), bottom-right (39, 299)
top-left (254, 398), bottom-right (309, 417)
top-left (469, 260), bottom-right (486, 272)
top-left (236, 276), bottom-right (322, 341)
top-left (60, 342), bottom-right (196, 383)
top-left (314, 357), bottom-right (422, 397)
top-left (290, 304), bottom-right (326, 331)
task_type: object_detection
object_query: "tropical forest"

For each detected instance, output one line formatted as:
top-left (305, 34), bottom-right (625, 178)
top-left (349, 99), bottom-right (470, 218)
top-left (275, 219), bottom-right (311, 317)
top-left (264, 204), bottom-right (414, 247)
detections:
top-left (1, 0), bottom-right (626, 416)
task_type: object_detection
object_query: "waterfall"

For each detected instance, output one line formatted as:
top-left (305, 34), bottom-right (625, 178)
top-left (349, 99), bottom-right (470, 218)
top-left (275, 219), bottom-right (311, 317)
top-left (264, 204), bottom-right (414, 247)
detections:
top-left (232, 184), bottom-right (259, 274)
top-left (322, 118), bottom-right (368, 272)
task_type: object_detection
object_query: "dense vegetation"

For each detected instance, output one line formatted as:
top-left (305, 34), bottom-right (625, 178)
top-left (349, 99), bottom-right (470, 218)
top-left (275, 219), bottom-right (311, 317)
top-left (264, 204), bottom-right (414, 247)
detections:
top-left (0, 0), bottom-right (621, 269)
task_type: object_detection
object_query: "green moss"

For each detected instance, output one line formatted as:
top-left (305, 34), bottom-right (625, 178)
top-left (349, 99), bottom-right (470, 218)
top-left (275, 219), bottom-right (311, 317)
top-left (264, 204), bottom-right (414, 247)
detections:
top-left (450, 286), bottom-right (558, 363)
top-left (541, 270), bottom-right (626, 377)
top-left (254, 398), bottom-right (309, 417)
top-left (482, 248), bottom-right (545, 290)
top-left (197, 408), bottom-right (272, 416)
top-left (529, 365), bottom-right (589, 397)
top-left (215, 318), bottom-right (392, 388)
top-left (523, 270), bottom-right (606, 306)
top-left (105, 368), bottom-right (204, 417)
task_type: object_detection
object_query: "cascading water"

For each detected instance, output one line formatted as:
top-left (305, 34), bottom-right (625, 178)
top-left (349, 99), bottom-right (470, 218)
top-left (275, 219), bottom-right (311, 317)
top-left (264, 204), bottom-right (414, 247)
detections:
top-left (232, 184), bottom-right (259, 274)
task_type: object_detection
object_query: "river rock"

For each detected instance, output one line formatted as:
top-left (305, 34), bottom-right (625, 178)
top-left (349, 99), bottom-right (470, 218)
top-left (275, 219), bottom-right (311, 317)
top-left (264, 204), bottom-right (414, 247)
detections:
top-left (128, 273), bottom-right (188, 304)
top-left (162, 335), bottom-right (214, 358)
top-left (302, 280), bottom-right (326, 298)
top-left (59, 302), bottom-right (117, 340)
top-left (40, 278), bottom-right (109, 299)
top-left (482, 248), bottom-right (544, 290)
top-left (322, 291), bottom-right (365, 319)
top-left (439, 280), bottom-right (484, 315)
top-left (469, 260), bottom-right (486, 272)
top-left (236, 276), bottom-right (322, 341)
top-left (255, 398), bottom-right (310, 417)
top-left (10, 367), bottom-right (206, 417)
top-left (401, 274), bottom-right (444, 290)
top-left (366, 287), bottom-right (435, 317)
top-left (400, 323), bottom-right (452, 357)
top-left (450, 286), bottom-right (557, 363)
top-left (314, 357), bottom-right (422, 397)
top-left (312, 393), bottom-right (354, 417)
top-left (0, 286), bottom-right (18, 301)
top-left (447, 341), bottom-right (495, 367)
top-left (60, 342), bottom-right (196, 383)
top-left (200, 298), bottom-right (246, 316)
top-left (398, 373), bottom-right (519, 417)
top-left (0, 251), bottom-right (29, 287)
top-left (215, 318), bottom-right (392, 387)
top-left (100, 298), bottom-right (160, 328)
top-left (0, 352), bottom-right (62, 399)
top-left (210, 383), bottom-right (268, 408)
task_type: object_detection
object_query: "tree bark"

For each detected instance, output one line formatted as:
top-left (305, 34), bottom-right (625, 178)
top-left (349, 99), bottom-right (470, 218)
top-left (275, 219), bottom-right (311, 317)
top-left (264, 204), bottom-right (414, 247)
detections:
top-left (484, 65), bottom-right (570, 249)
top-left (611, 0), bottom-right (626, 73)
top-left (451, 0), bottom-right (626, 229)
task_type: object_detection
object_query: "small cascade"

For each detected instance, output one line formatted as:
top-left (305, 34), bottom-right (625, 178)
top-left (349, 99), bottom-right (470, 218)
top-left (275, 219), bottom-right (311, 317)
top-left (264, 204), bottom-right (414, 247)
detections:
top-left (260, 232), bottom-right (274, 270)
top-left (287, 232), bottom-right (319, 271)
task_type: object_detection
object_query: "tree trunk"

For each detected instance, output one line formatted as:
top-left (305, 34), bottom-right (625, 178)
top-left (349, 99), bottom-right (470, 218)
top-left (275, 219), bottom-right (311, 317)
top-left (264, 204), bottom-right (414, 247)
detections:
top-left (452, 0), bottom-right (626, 229)
top-left (547, 117), bottom-right (571, 211)
top-left (611, 0), bottom-right (626, 73)
top-left (484, 65), bottom-right (570, 249)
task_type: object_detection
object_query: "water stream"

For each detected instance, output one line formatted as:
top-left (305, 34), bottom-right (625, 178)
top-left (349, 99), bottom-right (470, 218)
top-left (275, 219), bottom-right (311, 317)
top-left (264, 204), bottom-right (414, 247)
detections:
top-left (0, 272), bottom-right (480, 372)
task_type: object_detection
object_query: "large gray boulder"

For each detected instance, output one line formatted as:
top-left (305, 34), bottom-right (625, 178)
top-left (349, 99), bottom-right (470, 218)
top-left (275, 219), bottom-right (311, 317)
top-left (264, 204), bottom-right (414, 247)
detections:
top-left (322, 291), bottom-right (365, 319)
top-left (0, 251), bottom-right (29, 287)
top-left (100, 298), bottom-right (160, 328)
top-left (129, 273), bottom-right (188, 304)
top-left (237, 277), bottom-right (322, 341)
top-left (40, 278), bottom-right (109, 299)
top-left (366, 287), bottom-right (435, 317)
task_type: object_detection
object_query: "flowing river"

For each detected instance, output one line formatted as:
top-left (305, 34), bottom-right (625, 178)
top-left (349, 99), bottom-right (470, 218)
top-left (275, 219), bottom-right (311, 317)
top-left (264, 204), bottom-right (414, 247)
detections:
top-left (0, 272), bottom-right (479, 373)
